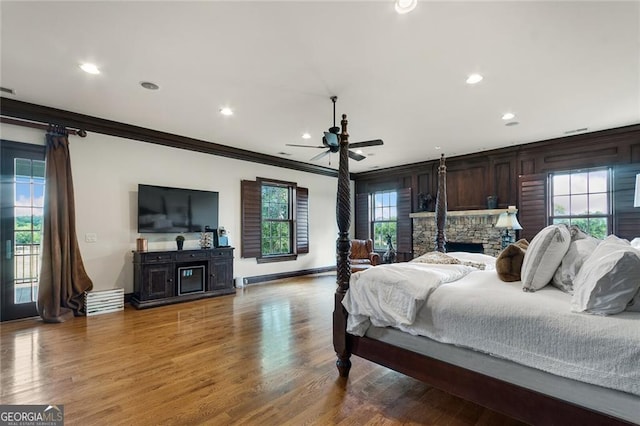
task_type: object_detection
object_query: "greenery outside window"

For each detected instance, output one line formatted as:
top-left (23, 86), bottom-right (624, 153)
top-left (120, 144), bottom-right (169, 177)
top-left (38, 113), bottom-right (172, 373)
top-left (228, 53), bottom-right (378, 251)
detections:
top-left (549, 168), bottom-right (611, 239)
top-left (372, 190), bottom-right (397, 250)
top-left (261, 183), bottom-right (292, 256)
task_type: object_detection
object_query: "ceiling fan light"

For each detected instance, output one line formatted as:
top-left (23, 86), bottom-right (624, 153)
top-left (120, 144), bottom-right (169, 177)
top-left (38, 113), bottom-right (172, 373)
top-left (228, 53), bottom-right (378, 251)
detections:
top-left (395, 0), bottom-right (417, 14)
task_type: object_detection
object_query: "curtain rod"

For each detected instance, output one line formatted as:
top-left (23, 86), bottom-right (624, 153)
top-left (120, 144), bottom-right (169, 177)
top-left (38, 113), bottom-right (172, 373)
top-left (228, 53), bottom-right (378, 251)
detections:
top-left (0, 116), bottom-right (87, 137)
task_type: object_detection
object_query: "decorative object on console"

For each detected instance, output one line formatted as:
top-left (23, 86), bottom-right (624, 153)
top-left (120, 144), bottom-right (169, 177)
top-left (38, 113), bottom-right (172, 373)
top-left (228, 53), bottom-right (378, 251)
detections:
top-left (487, 195), bottom-right (498, 209)
top-left (175, 235), bottom-right (185, 251)
top-left (634, 173), bottom-right (640, 207)
top-left (199, 230), bottom-right (213, 249)
top-left (136, 237), bottom-right (148, 252)
top-left (494, 206), bottom-right (522, 249)
top-left (218, 226), bottom-right (229, 247)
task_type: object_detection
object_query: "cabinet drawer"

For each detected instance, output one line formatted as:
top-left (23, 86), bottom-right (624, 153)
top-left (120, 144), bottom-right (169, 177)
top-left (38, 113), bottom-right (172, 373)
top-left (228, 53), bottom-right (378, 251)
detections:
top-left (176, 251), bottom-right (209, 262)
top-left (210, 249), bottom-right (233, 258)
top-left (139, 253), bottom-right (174, 263)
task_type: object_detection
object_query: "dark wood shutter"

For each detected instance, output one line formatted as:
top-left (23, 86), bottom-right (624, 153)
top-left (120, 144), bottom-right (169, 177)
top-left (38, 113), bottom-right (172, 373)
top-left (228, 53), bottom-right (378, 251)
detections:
top-left (613, 163), bottom-right (640, 240)
top-left (355, 193), bottom-right (369, 239)
top-left (518, 173), bottom-right (548, 242)
top-left (397, 187), bottom-right (412, 255)
top-left (296, 186), bottom-right (309, 254)
top-left (241, 179), bottom-right (261, 258)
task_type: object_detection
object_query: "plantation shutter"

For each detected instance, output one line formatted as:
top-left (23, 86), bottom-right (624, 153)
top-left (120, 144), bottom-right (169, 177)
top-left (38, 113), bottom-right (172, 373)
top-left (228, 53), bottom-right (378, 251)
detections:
top-left (241, 179), bottom-right (261, 258)
top-left (355, 193), bottom-right (369, 239)
top-left (396, 187), bottom-right (412, 254)
top-left (518, 173), bottom-right (548, 242)
top-left (296, 187), bottom-right (309, 254)
top-left (613, 163), bottom-right (640, 240)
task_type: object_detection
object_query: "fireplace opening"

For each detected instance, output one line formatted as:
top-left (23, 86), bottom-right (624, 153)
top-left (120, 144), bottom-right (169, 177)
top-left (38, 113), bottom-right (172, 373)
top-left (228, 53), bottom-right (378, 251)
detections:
top-left (446, 242), bottom-right (484, 253)
top-left (177, 264), bottom-right (206, 295)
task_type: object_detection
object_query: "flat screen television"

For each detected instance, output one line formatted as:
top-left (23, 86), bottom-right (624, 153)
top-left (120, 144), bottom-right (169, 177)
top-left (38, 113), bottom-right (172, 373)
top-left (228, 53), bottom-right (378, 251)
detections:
top-left (137, 184), bottom-right (219, 233)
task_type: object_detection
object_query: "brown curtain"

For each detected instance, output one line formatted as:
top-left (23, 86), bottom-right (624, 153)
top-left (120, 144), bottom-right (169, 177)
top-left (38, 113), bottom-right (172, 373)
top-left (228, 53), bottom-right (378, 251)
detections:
top-left (37, 126), bottom-right (93, 323)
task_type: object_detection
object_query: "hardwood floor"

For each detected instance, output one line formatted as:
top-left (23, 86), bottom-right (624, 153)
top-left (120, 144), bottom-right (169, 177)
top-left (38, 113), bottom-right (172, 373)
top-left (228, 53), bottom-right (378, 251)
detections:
top-left (0, 274), bottom-right (525, 425)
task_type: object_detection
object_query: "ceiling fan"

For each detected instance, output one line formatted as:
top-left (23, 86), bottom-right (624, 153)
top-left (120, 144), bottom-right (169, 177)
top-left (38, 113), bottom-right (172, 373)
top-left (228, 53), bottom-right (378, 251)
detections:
top-left (287, 96), bottom-right (383, 162)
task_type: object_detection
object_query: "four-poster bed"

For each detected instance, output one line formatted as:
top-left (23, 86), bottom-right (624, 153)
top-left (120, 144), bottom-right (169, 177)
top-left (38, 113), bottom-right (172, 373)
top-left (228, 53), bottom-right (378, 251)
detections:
top-left (332, 114), bottom-right (639, 425)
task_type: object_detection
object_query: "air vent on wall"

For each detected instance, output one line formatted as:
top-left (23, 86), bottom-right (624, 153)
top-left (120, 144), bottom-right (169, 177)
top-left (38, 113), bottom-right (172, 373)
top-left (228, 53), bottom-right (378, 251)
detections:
top-left (564, 127), bottom-right (588, 135)
top-left (0, 87), bottom-right (16, 95)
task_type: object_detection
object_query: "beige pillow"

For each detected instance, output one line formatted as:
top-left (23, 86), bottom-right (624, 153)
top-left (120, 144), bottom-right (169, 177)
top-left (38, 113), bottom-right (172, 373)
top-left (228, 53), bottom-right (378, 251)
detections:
top-left (496, 239), bottom-right (529, 282)
top-left (521, 225), bottom-right (571, 292)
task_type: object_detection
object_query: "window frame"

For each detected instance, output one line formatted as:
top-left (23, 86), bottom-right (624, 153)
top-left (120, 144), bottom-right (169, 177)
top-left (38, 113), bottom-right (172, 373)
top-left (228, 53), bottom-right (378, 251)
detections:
top-left (370, 189), bottom-right (398, 251)
top-left (548, 167), bottom-right (612, 239)
top-left (259, 178), bottom-right (296, 262)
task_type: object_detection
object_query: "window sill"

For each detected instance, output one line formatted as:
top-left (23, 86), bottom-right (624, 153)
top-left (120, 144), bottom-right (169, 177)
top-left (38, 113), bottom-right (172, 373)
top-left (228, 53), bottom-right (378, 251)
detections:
top-left (257, 254), bottom-right (298, 264)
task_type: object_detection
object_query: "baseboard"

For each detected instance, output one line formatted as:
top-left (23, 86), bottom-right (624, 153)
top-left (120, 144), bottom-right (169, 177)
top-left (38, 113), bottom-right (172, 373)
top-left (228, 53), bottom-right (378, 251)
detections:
top-left (244, 266), bottom-right (336, 285)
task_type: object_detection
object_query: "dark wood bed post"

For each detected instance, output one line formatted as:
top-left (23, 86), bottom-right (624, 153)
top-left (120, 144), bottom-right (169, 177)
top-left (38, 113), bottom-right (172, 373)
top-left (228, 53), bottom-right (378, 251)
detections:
top-left (333, 113), bottom-right (352, 377)
top-left (435, 154), bottom-right (447, 252)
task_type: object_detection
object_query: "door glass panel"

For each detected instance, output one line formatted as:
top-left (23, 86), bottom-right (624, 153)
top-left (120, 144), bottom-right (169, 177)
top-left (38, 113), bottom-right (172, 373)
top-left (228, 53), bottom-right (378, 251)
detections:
top-left (13, 158), bottom-right (43, 304)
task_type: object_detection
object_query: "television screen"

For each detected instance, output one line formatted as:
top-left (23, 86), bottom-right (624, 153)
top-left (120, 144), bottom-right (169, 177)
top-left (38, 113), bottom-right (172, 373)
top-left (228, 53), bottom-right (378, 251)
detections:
top-left (138, 184), bottom-right (219, 233)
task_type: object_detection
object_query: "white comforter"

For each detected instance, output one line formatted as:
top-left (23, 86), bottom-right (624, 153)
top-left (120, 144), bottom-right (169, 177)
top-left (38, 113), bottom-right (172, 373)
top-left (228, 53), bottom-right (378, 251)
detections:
top-left (343, 265), bottom-right (640, 396)
top-left (342, 262), bottom-right (474, 336)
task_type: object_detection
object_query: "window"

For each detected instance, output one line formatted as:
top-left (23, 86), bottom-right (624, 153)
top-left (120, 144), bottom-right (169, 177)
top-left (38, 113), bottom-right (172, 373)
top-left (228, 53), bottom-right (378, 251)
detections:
top-left (550, 168), bottom-right (611, 239)
top-left (372, 190), bottom-right (397, 250)
top-left (241, 178), bottom-right (308, 262)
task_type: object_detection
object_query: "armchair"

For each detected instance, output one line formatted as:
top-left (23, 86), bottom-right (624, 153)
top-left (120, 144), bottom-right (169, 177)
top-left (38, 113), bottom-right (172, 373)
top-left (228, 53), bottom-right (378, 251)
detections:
top-left (349, 239), bottom-right (381, 273)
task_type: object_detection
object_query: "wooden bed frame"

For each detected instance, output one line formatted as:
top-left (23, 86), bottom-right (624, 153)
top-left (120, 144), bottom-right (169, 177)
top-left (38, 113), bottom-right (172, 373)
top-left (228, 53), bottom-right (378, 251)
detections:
top-left (332, 114), bottom-right (633, 425)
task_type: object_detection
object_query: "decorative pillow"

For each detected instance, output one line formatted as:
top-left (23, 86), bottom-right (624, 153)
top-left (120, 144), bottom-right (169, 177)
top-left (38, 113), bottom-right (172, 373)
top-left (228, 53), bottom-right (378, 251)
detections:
top-left (551, 234), bottom-right (599, 294)
top-left (571, 237), bottom-right (640, 315)
top-left (496, 239), bottom-right (529, 282)
top-left (521, 224), bottom-right (571, 292)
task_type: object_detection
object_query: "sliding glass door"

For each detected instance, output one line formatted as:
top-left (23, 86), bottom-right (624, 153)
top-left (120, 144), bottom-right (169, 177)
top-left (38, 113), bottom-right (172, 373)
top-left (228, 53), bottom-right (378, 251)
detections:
top-left (1, 140), bottom-right (45, 321)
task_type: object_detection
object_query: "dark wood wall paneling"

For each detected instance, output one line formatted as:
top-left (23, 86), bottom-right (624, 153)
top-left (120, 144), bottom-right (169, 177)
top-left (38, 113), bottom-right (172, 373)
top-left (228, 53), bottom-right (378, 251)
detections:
top-left (354, 124), bottom-right (640, 240)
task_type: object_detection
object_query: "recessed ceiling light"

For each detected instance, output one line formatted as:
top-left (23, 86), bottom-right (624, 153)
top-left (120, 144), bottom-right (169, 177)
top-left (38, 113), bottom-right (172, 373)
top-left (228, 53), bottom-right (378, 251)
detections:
top-left (220, 107), bottom-right (233, 116)
top-left (395, 0), bottom-right (417, 14)
top-left (435, 146), bottom-right (442, 150)
top-left (466, 74), bottom-right (483, 85)
top-left (302, 133), bottom-right (311, 139)
top-left (355, 149), bottom-right (363, 155)
top-left (140, 81), bottom-right (159, 90)
top-left (80, 63), bottom-right (100, 75)
top-left (505, 121), bottom-right (520, 127)
top-left (502, 112), bottom-right (515, 120)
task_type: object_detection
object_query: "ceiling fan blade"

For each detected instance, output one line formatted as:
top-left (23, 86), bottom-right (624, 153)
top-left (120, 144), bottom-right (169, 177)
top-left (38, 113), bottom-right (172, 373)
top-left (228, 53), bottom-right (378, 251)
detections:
top-left (348, 139), bottom-right (384, 149)
top-left (348, 150), bottom-right (366, 161)
top-left (310, 150), bottom-right (330, 161)
top-left (285, 144), bottom-right (325, 148)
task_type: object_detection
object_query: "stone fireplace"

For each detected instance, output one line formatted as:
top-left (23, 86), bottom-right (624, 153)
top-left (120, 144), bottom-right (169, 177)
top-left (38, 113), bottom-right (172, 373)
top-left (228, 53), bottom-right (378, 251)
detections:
top-left (410, 209), bottom-right (511, 258)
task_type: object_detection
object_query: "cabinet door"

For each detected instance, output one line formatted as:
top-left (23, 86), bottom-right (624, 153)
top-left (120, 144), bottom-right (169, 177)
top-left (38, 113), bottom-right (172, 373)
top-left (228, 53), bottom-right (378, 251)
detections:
top-left (210, 259), bottom-right (232, 291)
top-left (142, 264), bottom-right (174, 299)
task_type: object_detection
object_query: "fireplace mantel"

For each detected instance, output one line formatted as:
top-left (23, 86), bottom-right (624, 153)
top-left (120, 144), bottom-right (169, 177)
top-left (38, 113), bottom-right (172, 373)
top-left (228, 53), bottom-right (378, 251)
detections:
top-left (410, 209), bottom-right (515, 219)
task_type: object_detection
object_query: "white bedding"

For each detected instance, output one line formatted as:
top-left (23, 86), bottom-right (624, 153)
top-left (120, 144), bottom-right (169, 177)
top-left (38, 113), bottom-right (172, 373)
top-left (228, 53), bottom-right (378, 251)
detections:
top-left (342, 262), bottom-right (473, 335)
top-left (343, 265), bottom-right (640, 396)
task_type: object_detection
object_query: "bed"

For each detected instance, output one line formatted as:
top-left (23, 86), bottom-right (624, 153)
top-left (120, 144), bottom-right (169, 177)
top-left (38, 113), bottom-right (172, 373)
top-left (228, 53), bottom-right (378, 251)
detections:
top-left (332, 114), bottom-right (640, 425)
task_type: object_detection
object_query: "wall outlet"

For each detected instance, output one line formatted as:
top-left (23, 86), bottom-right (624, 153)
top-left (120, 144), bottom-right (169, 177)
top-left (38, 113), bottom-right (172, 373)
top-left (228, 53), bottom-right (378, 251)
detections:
top-left (85, 233), bottom-right (97, 243)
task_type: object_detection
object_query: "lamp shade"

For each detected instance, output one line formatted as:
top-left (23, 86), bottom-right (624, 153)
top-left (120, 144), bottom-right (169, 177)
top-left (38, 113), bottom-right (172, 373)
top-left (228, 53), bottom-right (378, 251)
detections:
top-left (495, 212), bottom-right (523, 230)
top-left (634, 173), bottom-right (640, 208)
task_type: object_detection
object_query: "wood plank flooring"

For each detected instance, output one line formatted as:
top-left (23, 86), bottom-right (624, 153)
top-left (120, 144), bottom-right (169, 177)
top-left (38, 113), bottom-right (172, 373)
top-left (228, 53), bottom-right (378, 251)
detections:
top-left (0, 274), bottom-right (525, 425)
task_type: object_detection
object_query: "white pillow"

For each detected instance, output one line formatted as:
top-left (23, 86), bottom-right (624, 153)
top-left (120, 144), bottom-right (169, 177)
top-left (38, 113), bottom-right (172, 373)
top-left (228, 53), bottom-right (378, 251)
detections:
top-left (521, 224), bottom-right (571, 292)
top-left (551, 237), bottom-right (599, 293)
top-left (571, 237), bottom-right (640, 315)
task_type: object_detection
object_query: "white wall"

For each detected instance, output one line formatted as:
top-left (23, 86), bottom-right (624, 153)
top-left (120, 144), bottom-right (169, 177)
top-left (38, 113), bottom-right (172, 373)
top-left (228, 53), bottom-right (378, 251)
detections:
top-left (1, 123), bottom-right (344, 293)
